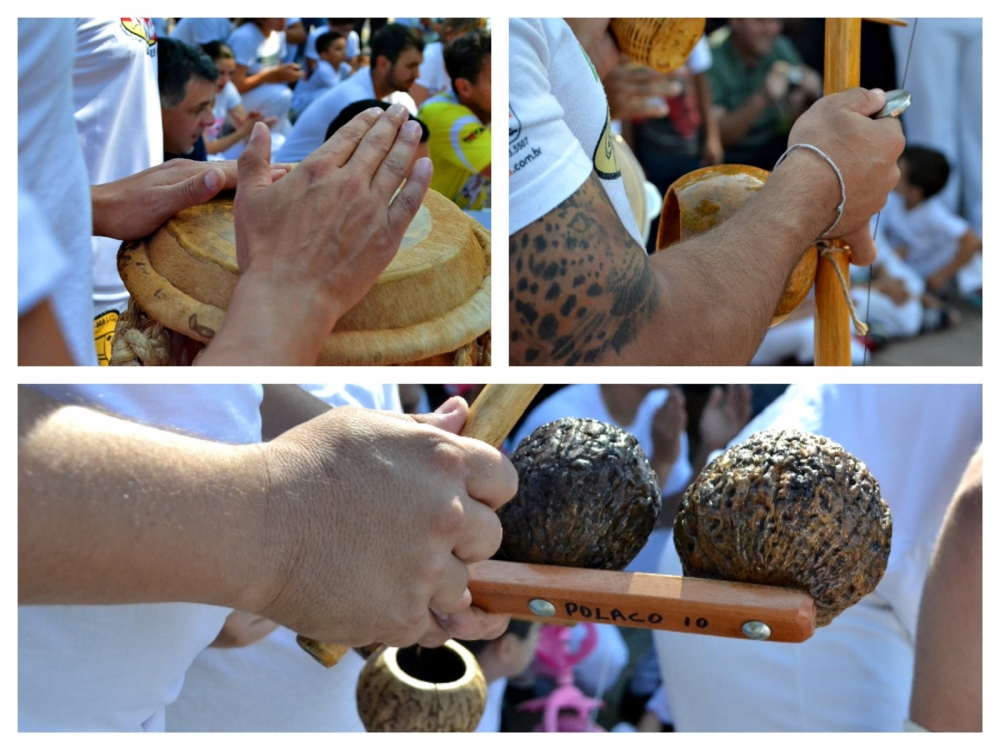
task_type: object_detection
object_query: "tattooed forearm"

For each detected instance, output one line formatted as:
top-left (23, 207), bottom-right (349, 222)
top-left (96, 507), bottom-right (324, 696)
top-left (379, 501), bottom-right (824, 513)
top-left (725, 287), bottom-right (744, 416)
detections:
top-left (509, 171), bottom-right (658, 365)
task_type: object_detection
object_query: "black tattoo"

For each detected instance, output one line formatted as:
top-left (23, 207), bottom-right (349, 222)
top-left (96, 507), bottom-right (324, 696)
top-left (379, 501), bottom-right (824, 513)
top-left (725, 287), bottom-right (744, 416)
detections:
top-left (509, 171), bottom-right (658, 365)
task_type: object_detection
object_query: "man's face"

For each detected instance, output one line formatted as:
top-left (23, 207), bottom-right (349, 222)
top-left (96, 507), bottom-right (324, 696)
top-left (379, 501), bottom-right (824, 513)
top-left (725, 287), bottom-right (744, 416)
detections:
top-left (457, 56), bottom-right (491, 119)
top-left (162, 76), bottom-right (216, 155)
top-left (383, 47), bottom-right (424, 92)
top-left (730, 18), bottom-right (783, 60)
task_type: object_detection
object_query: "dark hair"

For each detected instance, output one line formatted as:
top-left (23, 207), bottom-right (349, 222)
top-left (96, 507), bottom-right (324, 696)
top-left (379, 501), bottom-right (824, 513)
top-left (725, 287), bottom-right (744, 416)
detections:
top-left (901, 145), bottom-right (951, 199)
top-left (457, 619), bottom-right (537, 657)
top-left (442, 18), bottom-right (484, 36)
top-left (371, 23), bottom-right (424, 67)
top-left (445, 28), bottom-right (490, 86)
top-left (158, 37), bottom-right (219, 108)
top-left (325, 99), bottom-right (429, 143)
top-left (315, 30), bottom-right (345, 56)
top-left (200, 40), bottom-right (235, 62)
top-left (326, 18), bottom-right (356, 28)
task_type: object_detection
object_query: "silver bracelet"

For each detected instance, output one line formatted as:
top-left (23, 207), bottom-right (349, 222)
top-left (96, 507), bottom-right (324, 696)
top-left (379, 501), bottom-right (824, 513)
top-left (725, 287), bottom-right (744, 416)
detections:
top-left (774, 143), bottom-right (846, 237)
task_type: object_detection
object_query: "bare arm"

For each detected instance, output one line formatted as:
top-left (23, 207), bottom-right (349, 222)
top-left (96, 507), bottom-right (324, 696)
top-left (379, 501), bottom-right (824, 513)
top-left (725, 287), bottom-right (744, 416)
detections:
top-left (18, 299), bottom-right (75, 366)
top-left (260, 384), bottom-right (331, 441)
top-left (926, 229), bottom-right (982, 292)
top-left (909, 445), bottom-right (982, 731)
top-left (693, 72), bottom-right (722, 166)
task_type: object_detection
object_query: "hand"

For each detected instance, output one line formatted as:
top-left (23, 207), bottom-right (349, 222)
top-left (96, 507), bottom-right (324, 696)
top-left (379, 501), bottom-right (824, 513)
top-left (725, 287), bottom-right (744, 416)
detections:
top-left (269, 62), bottom-right (303, 84)
top-left (564, 18), bottom-right (621, 80)
top-left (251, 398), bottom-right (518, 648)
top-left (236, 111), bottom-right (279, 141)
top-left (783, 87), bottom-right (905, 266)
top-left (90, 159), bottom-right (291, 241)
top-left (698, 385), bottom-right (752, 454)
top-left (206, 105), bottom-right (432, 365)
top-left (763, 60), bottom-right (792, 103)
top-left (926, 268), bottom-right (953, 293)
top-left (650, 388), bottom-right (687, 484)
top-left (604, 62), bottom-right (682, 121)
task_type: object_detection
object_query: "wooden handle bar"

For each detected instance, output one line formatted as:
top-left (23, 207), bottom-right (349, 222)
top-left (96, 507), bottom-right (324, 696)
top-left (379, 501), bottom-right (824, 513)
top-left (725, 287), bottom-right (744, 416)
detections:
top-left (298, 384), bottom-right (544, 667)
top-left (468, 559), bottom-right (816, 643)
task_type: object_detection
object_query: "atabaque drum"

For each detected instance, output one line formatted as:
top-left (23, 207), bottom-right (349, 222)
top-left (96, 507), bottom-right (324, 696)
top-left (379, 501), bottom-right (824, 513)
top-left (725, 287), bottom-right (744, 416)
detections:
top-left (656, 165), bottom-right (817, 326)
top-left (112, 189), bottom-right (491, 365)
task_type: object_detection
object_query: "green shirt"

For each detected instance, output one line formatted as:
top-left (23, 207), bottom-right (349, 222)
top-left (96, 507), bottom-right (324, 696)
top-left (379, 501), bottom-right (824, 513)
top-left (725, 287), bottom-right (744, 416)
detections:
top-left (707, 26), bottom-right (803, 157)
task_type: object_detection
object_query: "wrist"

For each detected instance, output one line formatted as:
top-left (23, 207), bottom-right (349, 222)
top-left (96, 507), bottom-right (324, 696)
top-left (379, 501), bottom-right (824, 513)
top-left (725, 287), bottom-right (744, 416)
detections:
top-left (201, 269), bottom-right (343, 365)
top-left (90, 185), bottom-right (113, 238)
top-left (765, 148), bottom-right (841, 245)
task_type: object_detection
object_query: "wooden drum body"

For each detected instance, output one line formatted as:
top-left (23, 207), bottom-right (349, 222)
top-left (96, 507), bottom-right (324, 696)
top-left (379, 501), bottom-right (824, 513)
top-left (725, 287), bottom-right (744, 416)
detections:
top-left (113, 189), bottom-right (491, 365)
top-left (655, 165), bottom-right (817, 326)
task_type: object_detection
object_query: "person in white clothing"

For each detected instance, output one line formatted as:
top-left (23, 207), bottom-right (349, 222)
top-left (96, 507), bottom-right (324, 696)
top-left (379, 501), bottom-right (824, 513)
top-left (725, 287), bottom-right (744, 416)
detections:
top-left (18, 18), bottom-right (96, 365)
top-left (171, 17), bottom-right (232, 47)
top-left (290, 31), bottom-right (349, 118)
top-left (410, 18), bottom-right (484, 106)
top-left (20, 20), bottom-right (434, 367)
top-left (305, 18), bottom-right (361, 75)
top-left (227, 19), bottom-right (302, 135)
top-left (20, 383), bottom-right (518, 731)
top-left (276, 23), bottom-right (422, 163)
top-left (73, 18), bottom-right (162, 357)
top-left (653, 384), bottom-right (982, 731)
top-left (509, 18), bottom-right (905, 366)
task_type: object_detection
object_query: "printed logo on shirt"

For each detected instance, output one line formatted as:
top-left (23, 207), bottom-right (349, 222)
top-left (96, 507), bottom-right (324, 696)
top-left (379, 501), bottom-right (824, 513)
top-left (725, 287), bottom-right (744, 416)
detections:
top-left (509, 107), bottom-right (521, 143)
top-left (93, 310), bottom-right (119, 366)
top-left (593, 107), bottom-right (620, 180)
top-left (120, 18), bottom-right (157, 48)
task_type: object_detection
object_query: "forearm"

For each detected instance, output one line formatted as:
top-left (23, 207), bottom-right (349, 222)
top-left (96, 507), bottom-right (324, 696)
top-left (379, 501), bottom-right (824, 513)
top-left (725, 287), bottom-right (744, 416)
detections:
top-left (717, 91), bottom-right (769, 148)
top-left (18, 387), bottom-right (271, 611)
top-left (910, 446), bottom-right (982, 731)
top-left (940, 232), bottom-right (981, 277)
top-left (694, 74), bottom-right (720, 143)
top-left (234, 68), bottom-right (273, 93)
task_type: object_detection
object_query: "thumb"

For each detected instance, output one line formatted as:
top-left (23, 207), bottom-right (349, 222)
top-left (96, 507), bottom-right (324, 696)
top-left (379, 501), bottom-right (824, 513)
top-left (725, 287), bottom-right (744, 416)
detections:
top-left (236, 122), bottom-right (275, 199)
top-left (833, 87), bottom-right (887, 117)
top-left (163, 164), bottom-right (227, 217)
top-left (409, 396), bottom-right (469, 435)
top-left (839, 226), bottom-right (878, 267)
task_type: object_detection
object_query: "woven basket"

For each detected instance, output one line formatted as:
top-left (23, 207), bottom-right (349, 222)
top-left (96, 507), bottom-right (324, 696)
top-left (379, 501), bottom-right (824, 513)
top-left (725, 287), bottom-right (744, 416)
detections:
top-left (610, 18), bottom-right (706, 73)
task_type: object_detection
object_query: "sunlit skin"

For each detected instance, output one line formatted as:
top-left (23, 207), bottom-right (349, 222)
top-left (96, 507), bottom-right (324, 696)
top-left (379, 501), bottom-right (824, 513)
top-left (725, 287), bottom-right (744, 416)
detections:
top-left (162, 76), bottom-right (216, 155)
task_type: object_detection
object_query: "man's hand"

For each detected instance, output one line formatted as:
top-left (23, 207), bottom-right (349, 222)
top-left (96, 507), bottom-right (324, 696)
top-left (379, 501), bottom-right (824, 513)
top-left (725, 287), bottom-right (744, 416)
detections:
top-left (252, 398), bottom-right (517, 648)
top-left (604, 61), bottom-right (681, 121)
top-left (202, 106), bottom-right (432, 365)
top-left (267, 62), bottom-right (303, 84)
top-left (90, 159), bottom-right (291, 241)
top-left (783, 87), bottom-right (905, 267)
top-left (763, 60), bottom-right (794, 103)
top-left (698, 385), bottom-right (752, 454)
top-left (650, 388), bottom-right (686, 485)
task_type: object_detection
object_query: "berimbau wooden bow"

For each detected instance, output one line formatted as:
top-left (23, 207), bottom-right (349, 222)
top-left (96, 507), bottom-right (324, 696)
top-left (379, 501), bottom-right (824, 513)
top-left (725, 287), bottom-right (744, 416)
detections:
top-left (814, 18), bottom-right (909, 365)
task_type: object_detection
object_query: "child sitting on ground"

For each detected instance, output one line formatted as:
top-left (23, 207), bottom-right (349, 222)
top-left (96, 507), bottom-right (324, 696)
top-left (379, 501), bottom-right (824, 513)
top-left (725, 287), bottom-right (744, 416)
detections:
top-left (878, 146), bottom-right (983, 307)
top-left (201, 41), bottom-right (278, 160)
top-left (291, 31), bottom-right (349, 119)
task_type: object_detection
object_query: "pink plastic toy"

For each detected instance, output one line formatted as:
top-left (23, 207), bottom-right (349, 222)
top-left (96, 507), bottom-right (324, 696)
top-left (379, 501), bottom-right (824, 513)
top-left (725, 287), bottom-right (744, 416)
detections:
top-left (517, 624), bottom-right (605, 732)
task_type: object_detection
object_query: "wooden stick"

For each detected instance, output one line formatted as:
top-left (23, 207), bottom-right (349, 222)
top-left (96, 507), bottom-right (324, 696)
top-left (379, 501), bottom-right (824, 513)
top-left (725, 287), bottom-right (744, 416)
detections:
top-left (468, 560), bottom-right (816, 643)
top-left (863, 18), bottom-right (908, 27)
top-left (815, 19), bottom-right (862, 366)
top-left (298, 384), bottom-right (544, 667)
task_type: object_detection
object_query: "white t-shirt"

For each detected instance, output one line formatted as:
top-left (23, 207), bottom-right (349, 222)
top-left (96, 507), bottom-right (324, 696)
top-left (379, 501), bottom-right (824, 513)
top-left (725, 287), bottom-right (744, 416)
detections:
top-left (166, 384), bottom-right (399, 732)
top-left (475, 677), bottom-right (508, 732)
top-left (416, 40), bottom-right (449, 95)
top-left (18, 18), bottom-right (97, 365)
top-left (206, 80), bottom-right (242, 141)
top-left (19, 385), bottom-right (264, 732)
top-left (876, 190), bottom-right (970, 279)
top-left (170, 17), bottom-right (232, 47)
top-left (227, 22), bottom-right (286, 75)
top-left (74, 18), bottom-right (161, 314)
top-left (653, 384), bottom-right (982, 731)
top-left (291, 58), bottom-right (345, 115)
top-left (275, 69), bottom-right (416, 162)
top-left (509, 18), bottom-right (640, 242)
top-left (305, 25), bottom-right (360, 62)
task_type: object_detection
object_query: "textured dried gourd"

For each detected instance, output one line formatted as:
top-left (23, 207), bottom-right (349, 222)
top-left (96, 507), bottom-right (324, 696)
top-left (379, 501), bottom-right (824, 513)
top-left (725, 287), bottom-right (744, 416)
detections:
top-left (498, 418), bottom-right (661, 570)
top-left (674, 429), bottom-right (892, 626)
